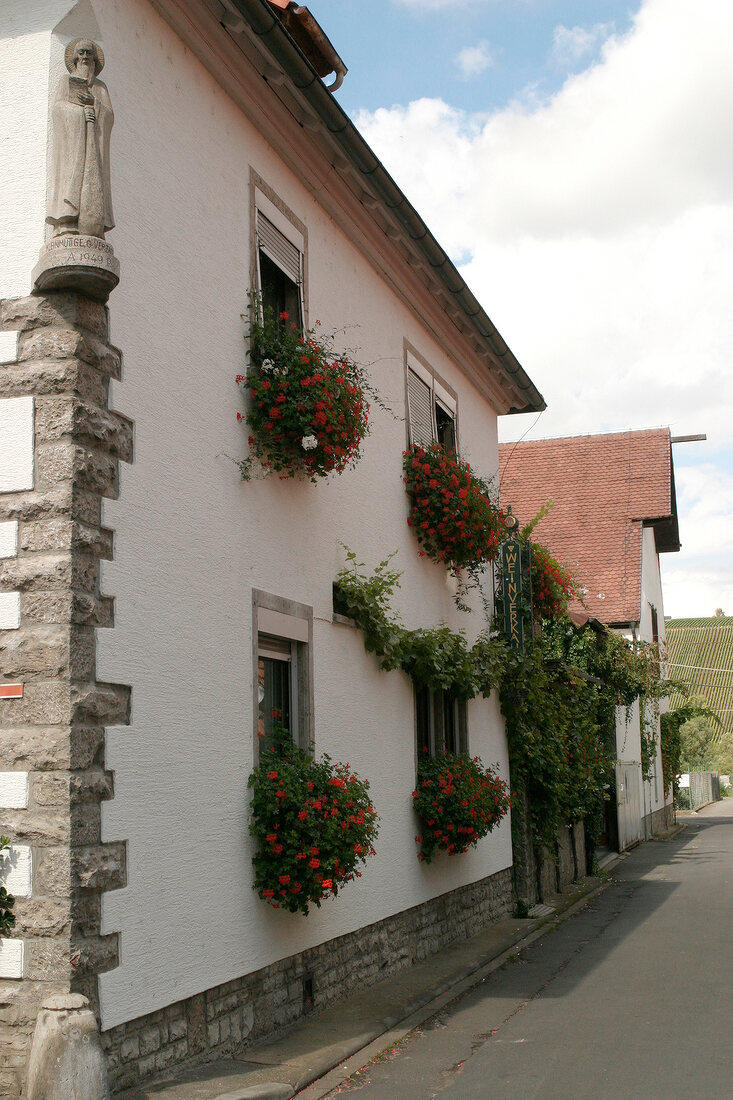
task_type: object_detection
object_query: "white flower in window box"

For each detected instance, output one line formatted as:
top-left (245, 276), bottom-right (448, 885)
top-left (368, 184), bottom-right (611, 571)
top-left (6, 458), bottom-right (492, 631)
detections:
top-left (301, 435), bottom-right (318, 451)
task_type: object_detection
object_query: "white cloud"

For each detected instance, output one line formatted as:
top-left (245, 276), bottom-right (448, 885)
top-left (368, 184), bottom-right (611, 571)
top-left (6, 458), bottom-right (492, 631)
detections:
top-left (355, 98), bottom-right (484, 259)
top-left (552, 22), bottom-right (615, 65)
top-left (354, 0), bottom-right (733, 618)
top-left (354, 0), bottom-right (733, 447)
top-left (464, 204), bottom-right (733, 447)
top-left (673, 465), bottom-right (733, 559)
top-left (358, 0), bottom-right (733, 239)
top-left (661, 564), bottom-right (733, 620)
top-left (456, 40), bottom-right (493, 80)
top-left (659, 462), bottom-right (733, 618)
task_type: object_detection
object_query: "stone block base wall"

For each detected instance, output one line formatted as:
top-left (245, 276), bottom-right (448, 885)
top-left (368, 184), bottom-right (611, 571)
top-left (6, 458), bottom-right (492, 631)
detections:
top-left (511, 791), bottom-right (587, 907)
top-left (102, 867), bottom-right (512, 1093)
top-left (510, 790), bottom-right (536, 905)
top-left (643, 801), bottom-right (675, 838)
top-left (536, 825), bottom-right (585, 902)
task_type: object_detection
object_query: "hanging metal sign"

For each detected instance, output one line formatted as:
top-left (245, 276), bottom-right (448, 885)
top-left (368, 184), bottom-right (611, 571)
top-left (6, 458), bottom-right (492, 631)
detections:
top-left (500, 537), bottom-right (525, 652)
top-left (494, 507), bottom-right (533, 654)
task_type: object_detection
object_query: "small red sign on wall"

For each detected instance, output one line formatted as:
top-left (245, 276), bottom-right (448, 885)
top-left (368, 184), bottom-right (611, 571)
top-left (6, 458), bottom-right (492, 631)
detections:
top-left (0, 684), bottom-right (23, 699)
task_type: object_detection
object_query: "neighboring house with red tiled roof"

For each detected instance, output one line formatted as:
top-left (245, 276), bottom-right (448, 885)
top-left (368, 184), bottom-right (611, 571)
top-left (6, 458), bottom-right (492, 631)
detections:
top-left (498, 428), bottom-right (679, 631)
top-left (498, 428), bottom-right (681, 848)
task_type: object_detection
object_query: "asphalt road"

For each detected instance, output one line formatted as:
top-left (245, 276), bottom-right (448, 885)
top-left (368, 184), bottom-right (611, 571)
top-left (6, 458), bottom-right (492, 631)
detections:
top-left (326, 801), bottom-right (733, 1099)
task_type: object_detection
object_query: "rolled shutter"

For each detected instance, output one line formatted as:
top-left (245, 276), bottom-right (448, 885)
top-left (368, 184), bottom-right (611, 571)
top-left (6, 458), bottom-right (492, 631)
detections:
top-left (257, 211), bottom-right (301, 286)
top-left (407, 367), bottom-right (435, 447)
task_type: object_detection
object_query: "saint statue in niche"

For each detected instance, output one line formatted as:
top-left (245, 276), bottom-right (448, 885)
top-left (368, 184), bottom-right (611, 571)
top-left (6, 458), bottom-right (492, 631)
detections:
top-left (48, 38), bottom-right (114, 239)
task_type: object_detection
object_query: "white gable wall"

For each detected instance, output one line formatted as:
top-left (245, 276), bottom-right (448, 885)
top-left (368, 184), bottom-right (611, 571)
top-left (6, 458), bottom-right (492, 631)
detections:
top-left (639, 525), bottom-right (669, 814)
top-left (639, 526), bottom-right (666, 645)
top-left (3, 0), bottom-right (512, 1031)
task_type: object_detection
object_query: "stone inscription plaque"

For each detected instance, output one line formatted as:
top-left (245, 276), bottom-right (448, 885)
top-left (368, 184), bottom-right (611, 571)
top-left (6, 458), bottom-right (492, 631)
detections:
top-left (41, 235), bottom-right (117, 270)
top-left (32, 233), bottom-right (120, 300)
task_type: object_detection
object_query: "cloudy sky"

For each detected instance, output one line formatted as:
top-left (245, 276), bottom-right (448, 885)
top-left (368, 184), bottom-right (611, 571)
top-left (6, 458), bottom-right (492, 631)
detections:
top-left (315, 0), bottom-right (733, 621)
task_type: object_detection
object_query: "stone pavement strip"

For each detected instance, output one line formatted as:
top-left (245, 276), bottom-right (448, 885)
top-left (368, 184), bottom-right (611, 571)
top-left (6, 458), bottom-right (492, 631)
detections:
top-left (117, 856), bottom-right (653, 1100)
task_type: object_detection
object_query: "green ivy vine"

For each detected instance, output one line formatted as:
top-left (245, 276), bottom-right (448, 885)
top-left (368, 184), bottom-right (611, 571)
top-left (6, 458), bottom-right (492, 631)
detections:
top-left (334, 551), bottom-right (675, 866)
top-left (501, 633), bottom-right (615, 856)
top-left (334, 549), bottom-right (508, 699)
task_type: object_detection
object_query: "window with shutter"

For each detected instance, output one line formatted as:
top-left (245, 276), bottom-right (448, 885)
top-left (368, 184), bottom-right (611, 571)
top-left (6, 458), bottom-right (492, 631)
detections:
top-left (405, 352), bottom-right (458, 452)
top-left (253, 186), bottom-right (306, 328)
top-left (407, 367), bottom-right (435, 448)
top-left (257, 211), bottom-right (301, 286)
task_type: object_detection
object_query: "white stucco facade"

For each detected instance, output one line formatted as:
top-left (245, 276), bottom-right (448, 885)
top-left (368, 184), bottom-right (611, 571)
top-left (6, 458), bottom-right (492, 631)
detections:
top-left (0, 1), bottom-right (517, 1031)
top-left (0, 1), bottom-right (94, 298)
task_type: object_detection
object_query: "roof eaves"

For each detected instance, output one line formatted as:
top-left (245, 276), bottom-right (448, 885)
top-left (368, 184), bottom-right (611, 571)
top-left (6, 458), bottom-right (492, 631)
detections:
top-left (664, 441), bottom-right (681, 551)
top-left (636, 434), bottom-right (680, 553)
top-left (227, 0), bottom-right (545, 416)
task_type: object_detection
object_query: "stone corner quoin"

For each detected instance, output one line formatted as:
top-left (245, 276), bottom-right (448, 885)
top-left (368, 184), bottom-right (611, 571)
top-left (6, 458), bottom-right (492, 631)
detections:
top-left (0, 288), bottom-right (132, 1095)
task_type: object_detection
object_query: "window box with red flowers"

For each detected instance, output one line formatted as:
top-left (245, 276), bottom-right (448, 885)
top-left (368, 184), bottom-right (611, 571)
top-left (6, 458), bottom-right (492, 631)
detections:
top-left (402, 443), bottom-right (505, 574)
top-left (411, 753), bottom-right (510, 863)
top-left (236, 303), bottom-right (372, 483)
top-left (248, 723), bottom-right (379, 915)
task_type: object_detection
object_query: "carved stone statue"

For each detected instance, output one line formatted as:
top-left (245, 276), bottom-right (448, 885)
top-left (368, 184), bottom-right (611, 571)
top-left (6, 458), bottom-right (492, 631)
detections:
top-left (33, 37), bottom-right (119, 300)
top-left (48, 38), bottom-right (114, 239)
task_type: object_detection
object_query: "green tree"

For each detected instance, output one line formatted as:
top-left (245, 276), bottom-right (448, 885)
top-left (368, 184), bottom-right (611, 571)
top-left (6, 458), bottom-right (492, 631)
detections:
top-left (679, 715), bottom-right (733, 773)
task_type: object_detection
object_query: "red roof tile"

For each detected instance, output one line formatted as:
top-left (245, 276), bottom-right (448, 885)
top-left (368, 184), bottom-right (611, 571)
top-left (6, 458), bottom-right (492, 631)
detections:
top-left (498, 428), bottom-right (679, 625)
